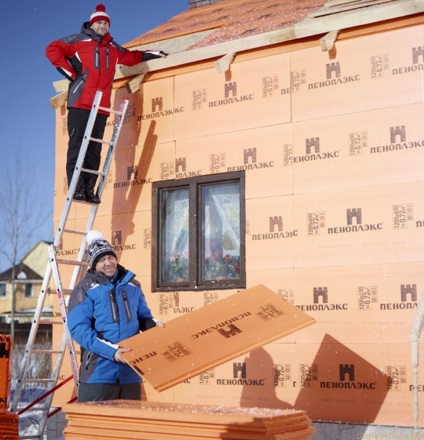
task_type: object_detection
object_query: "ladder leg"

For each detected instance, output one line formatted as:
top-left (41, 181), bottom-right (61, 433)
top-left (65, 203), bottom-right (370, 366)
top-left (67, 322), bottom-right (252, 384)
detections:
top-left (11, 90), bottom-right (130, 439)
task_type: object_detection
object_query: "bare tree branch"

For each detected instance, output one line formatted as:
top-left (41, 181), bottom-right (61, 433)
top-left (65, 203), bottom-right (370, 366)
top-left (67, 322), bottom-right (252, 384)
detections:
top-left (0, 151), bottom-right (52, 335)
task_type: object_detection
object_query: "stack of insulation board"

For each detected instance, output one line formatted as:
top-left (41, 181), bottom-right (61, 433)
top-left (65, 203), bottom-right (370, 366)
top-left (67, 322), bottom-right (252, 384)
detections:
top-left (63, 400), bottom-right (315, 439)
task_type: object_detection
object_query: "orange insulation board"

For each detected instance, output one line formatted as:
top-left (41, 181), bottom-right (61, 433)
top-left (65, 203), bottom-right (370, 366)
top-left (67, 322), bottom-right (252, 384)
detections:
top-left (121, 284), bottom-right (315, 391)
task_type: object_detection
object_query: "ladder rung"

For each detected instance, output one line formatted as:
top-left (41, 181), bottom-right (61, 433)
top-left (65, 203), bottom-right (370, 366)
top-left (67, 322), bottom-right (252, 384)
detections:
top-left (20, 436), bottom-right (47, 440)
top-left (22, 378), bottom-right (56, 384)
top-left (40, 319), bottom-right (63, 325)
top-left (89, 136), bottom-right (113, 146)
top-left (32, 349), bottom-right (64, 354)
top-left (71, 198), bottom-right (99, 205)
top-left (55, 259), bottom-right (87, 266)
top-left (18, 406), bottom-right (49, 413)
top-left (80, 167), bottom-right (106, 177)
top-left (62, 228), bottom-right (87, 235)
top-left (98, 105), bottom-right (123, 116)
top-left (20, 435), bottom-right (48, 440)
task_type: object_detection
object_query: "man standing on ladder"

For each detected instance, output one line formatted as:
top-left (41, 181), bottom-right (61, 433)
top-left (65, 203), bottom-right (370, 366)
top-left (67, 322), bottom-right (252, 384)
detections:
top-left (46, 4), bottom-right (168, 203)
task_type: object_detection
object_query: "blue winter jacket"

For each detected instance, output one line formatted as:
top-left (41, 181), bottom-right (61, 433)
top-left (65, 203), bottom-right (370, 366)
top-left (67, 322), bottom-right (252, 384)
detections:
top-left (67, 265), bottom-right (155, 384)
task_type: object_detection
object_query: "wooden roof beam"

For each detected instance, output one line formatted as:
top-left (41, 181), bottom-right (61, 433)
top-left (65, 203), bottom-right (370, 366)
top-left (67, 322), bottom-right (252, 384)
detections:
top-left (118, 0), bottom-right (424, 79)
top-left (49, 0), bottom-right (424, 108)
top-left (295, 0), bottom-right (424, 36)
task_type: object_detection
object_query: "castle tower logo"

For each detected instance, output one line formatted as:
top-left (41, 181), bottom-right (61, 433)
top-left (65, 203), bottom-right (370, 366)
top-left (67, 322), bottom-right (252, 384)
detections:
top-left (326, 62), bottom-right (341, 79)
top-left (339, 364), bottom-right (355, 382)
top-left (225, 82), bottom-right (238, 98)
top-left (151, 97), bottom-right (163, 113)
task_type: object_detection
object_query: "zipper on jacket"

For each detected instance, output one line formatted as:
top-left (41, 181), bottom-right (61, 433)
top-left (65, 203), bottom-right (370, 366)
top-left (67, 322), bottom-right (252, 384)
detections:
top-left (122, 290), bottom-right (132, 322)
top-left (106, 47), bottom-right (110, 70)
top-left (109, 289), bottom-right (119, 322)
top-left (84, 351), bottom-right (93, 370)
top-left (95, 46), bottom-right (100, 69)
top-left (72, 75), bottom-right (86, 94)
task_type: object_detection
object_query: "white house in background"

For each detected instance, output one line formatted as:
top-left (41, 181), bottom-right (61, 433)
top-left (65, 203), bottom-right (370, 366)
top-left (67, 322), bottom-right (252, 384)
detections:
top-left (0, 241), bottom-right (53, 323)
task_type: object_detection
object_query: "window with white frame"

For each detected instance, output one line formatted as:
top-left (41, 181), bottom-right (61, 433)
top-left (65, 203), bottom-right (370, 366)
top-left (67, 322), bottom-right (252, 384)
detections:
top-left (0, 282), bottom-right (6, 298)
top-left (152, 172), bottom-right (245, 291)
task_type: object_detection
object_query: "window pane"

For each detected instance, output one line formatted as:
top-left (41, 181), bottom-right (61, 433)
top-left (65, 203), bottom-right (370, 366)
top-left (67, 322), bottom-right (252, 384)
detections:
top-left (0, 283), bottom-right (6, 297)
top-left (160, 188), bottom-right (189, 283)
top-left (201, 182), bottom-right (240, 281)
top-left (25, 283), bottom-right (33, 298)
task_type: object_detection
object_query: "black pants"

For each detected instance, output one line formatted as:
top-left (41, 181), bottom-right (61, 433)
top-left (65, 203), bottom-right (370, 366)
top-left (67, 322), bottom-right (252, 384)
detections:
top-left (67, 107), bottom-right (108, 188)
top-left (78, 382), bottom-right (142, 402)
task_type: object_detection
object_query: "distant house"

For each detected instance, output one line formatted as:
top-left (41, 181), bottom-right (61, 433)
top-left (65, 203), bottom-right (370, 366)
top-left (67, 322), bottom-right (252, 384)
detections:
top-left (0, 241), bottom-right (53, 323)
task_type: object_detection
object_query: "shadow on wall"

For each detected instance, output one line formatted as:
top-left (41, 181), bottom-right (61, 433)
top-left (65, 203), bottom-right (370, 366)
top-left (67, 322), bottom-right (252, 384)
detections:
top-left (240, 347), bottom-right (294, 410)
top-left (294, 334), bottom-right (389, 424)
top-left (110, 86), bottom-right (158, 257)
top-left (238, 334), bottom-right (390, 437)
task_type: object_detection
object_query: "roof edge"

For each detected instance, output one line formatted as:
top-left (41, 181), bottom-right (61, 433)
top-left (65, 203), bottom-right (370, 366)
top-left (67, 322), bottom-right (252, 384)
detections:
top-left (49, 0), bottom-right (424, 108)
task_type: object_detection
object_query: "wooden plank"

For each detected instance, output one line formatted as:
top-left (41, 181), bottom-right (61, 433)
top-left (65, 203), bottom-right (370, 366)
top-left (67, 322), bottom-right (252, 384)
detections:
top-left (294, 0), bottom-right (424, 36)
top-left (318, 0), bottom-right (394, 16)
top-left (117, 27), bottom-right (297, 80)
top-left (120, 284), bottom-right (315, 392)
top-left (312, 0), bottom-right (397, 18)
top-left (320, 29), bottom-right (340, 51)
top-left (126, 72), bottom-right (147, 93)
top-left (49, 91), bottom-right (67, 109)
top-left (118, 0), bottom-right (424, 79)
top-left (215, 52), bottom-right (237, 73)
top-left (53, 79), bottom-right (68, 93)
top-left (325, 0), bottom-right (364, 6)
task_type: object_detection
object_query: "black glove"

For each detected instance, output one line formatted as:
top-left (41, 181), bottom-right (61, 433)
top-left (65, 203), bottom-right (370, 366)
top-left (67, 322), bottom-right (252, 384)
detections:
top-left (142, 50), bottom-right (169, 61)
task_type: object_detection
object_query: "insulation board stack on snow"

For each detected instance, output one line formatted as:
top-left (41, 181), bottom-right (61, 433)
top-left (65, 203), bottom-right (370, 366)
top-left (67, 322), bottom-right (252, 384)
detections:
top-left (63, 400), bottom-right (315, 440)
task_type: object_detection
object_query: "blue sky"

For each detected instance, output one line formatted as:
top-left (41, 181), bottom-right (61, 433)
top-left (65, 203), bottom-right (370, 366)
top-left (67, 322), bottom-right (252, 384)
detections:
top-left (0, 1), bottom-right (187, 271)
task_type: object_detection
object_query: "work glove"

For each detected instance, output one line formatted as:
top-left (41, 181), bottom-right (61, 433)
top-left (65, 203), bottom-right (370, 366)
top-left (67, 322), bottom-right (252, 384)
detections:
top-left (142, 50), bottom-right (169, 61)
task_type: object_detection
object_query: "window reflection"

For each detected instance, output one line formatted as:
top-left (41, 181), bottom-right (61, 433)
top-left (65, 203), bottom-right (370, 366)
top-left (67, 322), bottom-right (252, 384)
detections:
top-left (160, 188), bottom-right (189, 283)
top-left (201, 182), bottom-right (240, 281)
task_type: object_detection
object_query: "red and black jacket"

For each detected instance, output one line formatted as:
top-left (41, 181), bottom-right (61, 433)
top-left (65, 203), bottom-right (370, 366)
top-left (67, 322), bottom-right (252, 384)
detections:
top-left (46, 23), bottom-right (157, 114)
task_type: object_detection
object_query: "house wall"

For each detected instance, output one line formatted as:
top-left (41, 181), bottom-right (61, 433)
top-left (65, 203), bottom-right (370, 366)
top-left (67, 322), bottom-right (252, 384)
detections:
top-left (53, 20), bottom-right (424, 427)
top-left (0, 242), bottom-right (52, 321)
top-left (22, 242), bottom-right (50, 278)
top-left (0, 282), bottom-right (44, 321)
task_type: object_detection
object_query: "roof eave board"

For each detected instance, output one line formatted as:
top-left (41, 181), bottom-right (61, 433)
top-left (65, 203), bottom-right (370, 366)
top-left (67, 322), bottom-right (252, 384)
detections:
top-left (50, 0), bottom-right (424, 108)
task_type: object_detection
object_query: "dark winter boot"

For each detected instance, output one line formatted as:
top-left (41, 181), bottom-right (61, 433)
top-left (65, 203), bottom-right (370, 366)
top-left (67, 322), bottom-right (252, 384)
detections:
top-left (85, 175), bottom-right (101, 204)
top-left (85, 188), bottom-right (101, 204)
top-left (73, 183), bottom-right (86, 201)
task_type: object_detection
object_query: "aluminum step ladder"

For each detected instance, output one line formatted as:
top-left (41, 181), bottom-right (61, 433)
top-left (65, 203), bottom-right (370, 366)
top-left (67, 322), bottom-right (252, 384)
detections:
top-left (10, 90), bottom-right (129, 439)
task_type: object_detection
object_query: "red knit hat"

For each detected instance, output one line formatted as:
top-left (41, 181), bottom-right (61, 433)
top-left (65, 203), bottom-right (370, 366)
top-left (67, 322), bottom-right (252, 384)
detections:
top-left (89, 4), bottom-right (110, 26)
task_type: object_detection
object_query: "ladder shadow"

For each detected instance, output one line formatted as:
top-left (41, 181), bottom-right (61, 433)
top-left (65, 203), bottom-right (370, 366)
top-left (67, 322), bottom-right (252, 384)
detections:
top-left (110, 114), bottom-right (157, 258)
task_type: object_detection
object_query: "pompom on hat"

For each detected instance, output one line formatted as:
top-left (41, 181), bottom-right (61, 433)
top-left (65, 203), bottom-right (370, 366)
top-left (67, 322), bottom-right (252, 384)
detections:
top-left (86, 230), bottom-right (117, 269)
top-left (89, 4), bottom-right (111, 27)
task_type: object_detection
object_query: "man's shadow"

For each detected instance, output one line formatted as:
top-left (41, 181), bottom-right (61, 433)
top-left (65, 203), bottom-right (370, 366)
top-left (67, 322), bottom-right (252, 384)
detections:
top-left (239, 347), bottom-right (294, 410)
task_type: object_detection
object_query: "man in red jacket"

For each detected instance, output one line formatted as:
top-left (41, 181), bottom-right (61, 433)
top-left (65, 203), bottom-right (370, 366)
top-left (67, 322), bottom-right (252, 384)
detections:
top-left (46, 4), bottom-right (167, 203)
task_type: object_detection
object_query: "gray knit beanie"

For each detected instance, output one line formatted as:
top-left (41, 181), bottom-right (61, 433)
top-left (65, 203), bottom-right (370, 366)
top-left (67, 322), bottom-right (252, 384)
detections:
top-left (86, 230), bottom-right (117, 269)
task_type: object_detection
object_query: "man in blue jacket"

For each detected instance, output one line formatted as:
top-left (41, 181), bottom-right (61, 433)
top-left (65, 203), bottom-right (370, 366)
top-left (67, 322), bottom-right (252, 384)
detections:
top-left (67, 230), bottom-right (163, 402)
